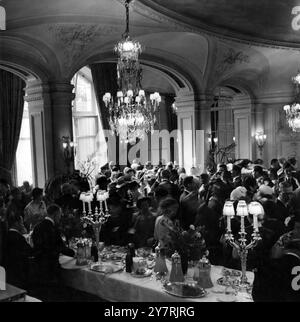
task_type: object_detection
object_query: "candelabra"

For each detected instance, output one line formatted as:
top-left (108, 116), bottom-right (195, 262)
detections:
top-left (223, 200), bottom-right (262, 291)
top-left (80, 190), bottom-right (110, 262)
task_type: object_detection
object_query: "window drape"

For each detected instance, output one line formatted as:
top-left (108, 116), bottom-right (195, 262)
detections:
top-left (90, 63), bottom-right (118, 131)
top-left (0, 70), bottom-right (25, 185)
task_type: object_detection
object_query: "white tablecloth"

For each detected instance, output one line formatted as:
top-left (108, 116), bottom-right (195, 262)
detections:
top-left (59, 256), bottom-right (253, 302)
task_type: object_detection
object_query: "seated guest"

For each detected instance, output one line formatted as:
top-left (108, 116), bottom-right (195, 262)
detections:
top-left (24, 187), bottom-right (47, 231)
top-left (154, 198), bottom-right (179, 251)
top-left (5, 213), bottom-right (33, 289)
top-left (131, 196), bottom-right (156, 248)
top-left (32, 204), bottom-right (74, 284)
top-left (100, 196), bottom-right (132, 246)
top-left (271, 214), bottom-right (300, 260)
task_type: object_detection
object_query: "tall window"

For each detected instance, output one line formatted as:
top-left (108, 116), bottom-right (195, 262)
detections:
top-left (16, 102), bottom-right (33, 186)
top-left (211, 95), bottom-right (236, 162)
top-left (72, 67), bottom-right (107, 177)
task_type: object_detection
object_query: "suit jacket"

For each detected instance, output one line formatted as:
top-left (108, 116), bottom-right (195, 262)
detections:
top-left (32, 219), bottom-right (74, 281)
top-left (179, 191), bottom-right (200, 230)
top-left (5, 230), bottom-right (33, 288)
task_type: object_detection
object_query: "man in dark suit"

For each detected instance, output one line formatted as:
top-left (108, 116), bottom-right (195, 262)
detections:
top-left (179, 176), bottom-right (200, 230)
top-left (152, 169), bottom-right (180, 203)
top-left (32, 204), bottom-right (74, 285)
top-left (4, 214), bottom-right (33, 289)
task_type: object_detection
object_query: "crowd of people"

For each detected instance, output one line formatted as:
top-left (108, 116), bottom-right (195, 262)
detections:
top-left (0, 156), bottom-right (300, 301)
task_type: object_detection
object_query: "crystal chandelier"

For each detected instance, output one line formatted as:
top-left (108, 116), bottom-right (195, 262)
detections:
top-left (283, 71), bottom-right (300, 132)
top-left (103, 0), bottom-right (161, 144)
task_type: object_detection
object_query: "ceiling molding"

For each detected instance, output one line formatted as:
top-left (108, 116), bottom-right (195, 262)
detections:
top-left (136, 0), bottom-right (300, 50)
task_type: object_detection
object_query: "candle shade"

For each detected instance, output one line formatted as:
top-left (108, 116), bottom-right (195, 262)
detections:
top-left (236, 200), bottom-right (248, 217)
top-left (97, 190), bottom-right (108, 202)
top-left (85, 192), bottom-right (94, 202)
top-left (79, 192), bottom-right (87, 202)
top-left (248, 201), bottom-right (264, 216)
top-left (223, 201), bottom-right (235, 217)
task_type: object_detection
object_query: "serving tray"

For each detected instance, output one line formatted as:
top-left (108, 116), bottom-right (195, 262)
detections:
top-left (90, 262), bottom-right (123, 274)
top-left (163, 282), bottom-right (207, 298)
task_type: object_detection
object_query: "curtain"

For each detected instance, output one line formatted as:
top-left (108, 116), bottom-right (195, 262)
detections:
top-left (165, 94), bottom-right (177, 131)
top-left (0, 70), bottom-right (25, 185)
top-left (90, 63), bottom-right (118, 130)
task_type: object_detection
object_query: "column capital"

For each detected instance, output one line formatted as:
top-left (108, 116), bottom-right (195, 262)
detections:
top-left (25, 81), bottom-right (50, 104)
top-left (50, 81), bottom-right (75, 104)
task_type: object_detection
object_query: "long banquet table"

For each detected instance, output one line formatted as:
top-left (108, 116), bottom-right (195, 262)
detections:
top-left (59, 256), bottom-right (254, 302)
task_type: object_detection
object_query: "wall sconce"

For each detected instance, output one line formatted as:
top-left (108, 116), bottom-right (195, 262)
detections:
top-left (255, 132), bottom-right (267, 158)
top-left (208, 134), bottom-right (218, 147)
top-left (62, 136), bottom-right (75, 173)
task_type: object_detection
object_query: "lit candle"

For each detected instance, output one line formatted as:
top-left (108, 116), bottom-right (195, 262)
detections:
top-left (253, 214), bottom-right (258, 232)
top-left (223, 201), bottom-right (235, 232)
top-left (248, 201), bottom-right (263, 232)
top-left (236, 200), bottom-right (248, 234)
top-left (79, 193), bottom-right (86, 214)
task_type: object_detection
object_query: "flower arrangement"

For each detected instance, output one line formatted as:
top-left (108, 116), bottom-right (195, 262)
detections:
top-left (161, 220), bottom-right (206, 262)
top-left (76, 157), bottom-right (97, 188)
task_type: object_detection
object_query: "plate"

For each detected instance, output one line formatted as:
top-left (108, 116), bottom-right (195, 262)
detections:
top-left (90, 263), bottom-right (123, 274)
top-left (217, 277), bottom-right (239, 287)
top-left (163, 282), bottom-right (207, 298)
top-left (131, 269), bottom-right (152, 278)
top-left (60, 257), bottom-right (89, 270)
top-left (222, 268), bottom-right (241, 277)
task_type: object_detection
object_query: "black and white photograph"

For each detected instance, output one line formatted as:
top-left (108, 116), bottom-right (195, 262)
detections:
top-left (0, 0), bottom-right (300, 306)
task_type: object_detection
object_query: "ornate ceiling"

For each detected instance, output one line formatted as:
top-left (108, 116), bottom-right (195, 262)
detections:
top-left (141, 0), bottom-right (300, 47)
top-left (1, 0), bottom-right (300, 98)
